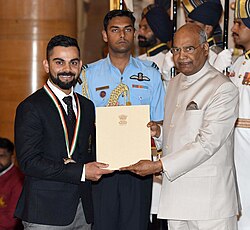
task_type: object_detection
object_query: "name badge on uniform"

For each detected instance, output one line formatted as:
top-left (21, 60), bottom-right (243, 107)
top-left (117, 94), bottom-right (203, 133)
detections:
top-left (96, 85), bottom-right (109, 91)
top-left (96, 86), bottom-right (109, 98)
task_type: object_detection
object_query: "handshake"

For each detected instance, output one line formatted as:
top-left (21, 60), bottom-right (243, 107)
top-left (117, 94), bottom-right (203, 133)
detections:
top-left (120, 121), bottom-right (163, 177)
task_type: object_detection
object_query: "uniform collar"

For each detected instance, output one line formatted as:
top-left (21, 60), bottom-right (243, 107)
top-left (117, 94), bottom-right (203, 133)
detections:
top-left (106, 54), bottom-right (140, 70)
top-left (146, 43), bottom-right (169, 57)
top-left (207, 37), bottom-right (215, 47)
top-left (245, 50), bottom-right (250, 60)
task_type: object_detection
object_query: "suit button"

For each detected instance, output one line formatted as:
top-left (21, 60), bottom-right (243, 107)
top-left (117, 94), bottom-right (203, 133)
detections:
top-left (170, 123), bottom-right (174, 128)
top-left (165, 145), bottom-right (169, 149)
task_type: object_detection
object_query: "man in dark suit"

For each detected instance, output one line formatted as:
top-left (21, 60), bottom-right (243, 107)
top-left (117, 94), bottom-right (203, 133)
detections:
top-left (14, 35), bottom-right (113, 229)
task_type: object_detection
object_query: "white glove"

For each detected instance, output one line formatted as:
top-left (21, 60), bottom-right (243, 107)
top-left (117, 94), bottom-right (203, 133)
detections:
top-left (162, 51), bottom-right (175, 82)
top-left (213, 49), bottom-right (232, 72)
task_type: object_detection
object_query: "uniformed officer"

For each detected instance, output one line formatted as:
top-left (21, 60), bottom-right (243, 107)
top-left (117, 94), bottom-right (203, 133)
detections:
top-left (138, 4), bottom-right (173, 90)
top-left (138, 3), bottom-right (173, 90)
top-left (74, 9), bottom-right (165, 230)
top-left (137, 4), bottom-right (171, 230)
top-left (181, 0), bottom-right (232, 72)
top-left (229, 0), bottom-right (250, 229)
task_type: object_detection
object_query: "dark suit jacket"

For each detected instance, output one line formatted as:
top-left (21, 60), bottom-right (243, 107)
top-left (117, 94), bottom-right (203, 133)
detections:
top-left (14, 87), bottom-right (95, 226)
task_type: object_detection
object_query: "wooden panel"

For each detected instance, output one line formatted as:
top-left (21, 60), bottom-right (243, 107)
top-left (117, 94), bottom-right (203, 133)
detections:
top-left (0, 0), bottom-right (77, 141)
top-left (82, 0), bottom-right (109, 63)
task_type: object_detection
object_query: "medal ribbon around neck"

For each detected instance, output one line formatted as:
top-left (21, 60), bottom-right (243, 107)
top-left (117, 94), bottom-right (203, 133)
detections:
top-left (44, 84), bottom-right (81, 159)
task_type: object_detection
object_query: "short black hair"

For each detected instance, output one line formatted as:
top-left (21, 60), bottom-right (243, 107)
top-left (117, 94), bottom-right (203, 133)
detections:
top-left (0, 137), bottom-right (14, 154)
top-left (46, 35), bottom-right (80, 60)
top-left (103, 10), bottom-right (136, 31)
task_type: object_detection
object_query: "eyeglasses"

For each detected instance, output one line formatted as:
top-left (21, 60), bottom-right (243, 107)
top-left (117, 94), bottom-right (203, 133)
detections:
top-left (170, 44), bottom-right (203, 55)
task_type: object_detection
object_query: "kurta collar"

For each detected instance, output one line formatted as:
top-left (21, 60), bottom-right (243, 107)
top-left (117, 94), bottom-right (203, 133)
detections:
top-left (182, 61), bottom-right (210, 84)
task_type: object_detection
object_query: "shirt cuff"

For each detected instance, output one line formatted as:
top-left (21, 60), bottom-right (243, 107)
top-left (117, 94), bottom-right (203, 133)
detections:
top-left (81, 164), bottom-right (85, 182)
top-left (152, 125), bottom-right (163, 150)
top-left (159, 158), bottom-right (171, 180)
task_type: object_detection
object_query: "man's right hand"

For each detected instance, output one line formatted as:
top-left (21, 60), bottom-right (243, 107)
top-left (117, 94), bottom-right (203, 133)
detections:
top-left (147, 121), bottom-right (161, 138)
top-left (85, 162), bottom-right (114, 181)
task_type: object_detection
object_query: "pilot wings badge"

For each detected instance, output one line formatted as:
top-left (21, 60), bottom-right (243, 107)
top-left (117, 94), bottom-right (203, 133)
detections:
top-left (130, 72), bottom-right (150, 81)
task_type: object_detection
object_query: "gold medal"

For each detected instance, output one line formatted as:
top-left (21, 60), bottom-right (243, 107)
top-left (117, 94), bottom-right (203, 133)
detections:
top-left (63, 157), bottom-right (76, 164)
top-left (44, 84), bottom-right (81, 160)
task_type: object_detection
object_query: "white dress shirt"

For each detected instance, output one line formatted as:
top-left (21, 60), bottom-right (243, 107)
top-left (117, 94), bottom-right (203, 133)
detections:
top-left (47, 80), bottom-right (86, 181)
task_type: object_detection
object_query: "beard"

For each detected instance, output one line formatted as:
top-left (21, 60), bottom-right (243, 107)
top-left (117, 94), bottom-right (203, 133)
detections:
top-left (0, 162), bottom-right (12, 173)
top-left (49, 71), bottom-right (79, 90)
top-left (138, 34), bottom-right (157, 48)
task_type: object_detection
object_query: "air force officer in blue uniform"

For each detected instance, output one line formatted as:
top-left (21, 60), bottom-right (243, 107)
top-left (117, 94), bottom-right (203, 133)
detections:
top-left (75, 9), bottom-right (165, 230)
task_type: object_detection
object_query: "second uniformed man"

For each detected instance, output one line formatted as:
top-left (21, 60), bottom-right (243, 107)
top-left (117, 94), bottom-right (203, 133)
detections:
top-left (138, 4), bottom-right (173, 89)
top-left (74, 9), bottom-right (165, 230)
top-left (181, 0), bottom-right (232, 72)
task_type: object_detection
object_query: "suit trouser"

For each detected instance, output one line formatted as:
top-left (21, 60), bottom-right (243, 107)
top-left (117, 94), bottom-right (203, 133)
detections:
top-left (22, 200), bottom-right (91, 230)
top-left (92, 171), bottom-right (152, 230)
top-left (168, 216), bottom-right (238, 230)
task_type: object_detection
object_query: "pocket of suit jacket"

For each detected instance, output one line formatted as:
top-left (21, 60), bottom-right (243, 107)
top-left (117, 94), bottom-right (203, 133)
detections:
top-left (185, 110), bottom-right (204, 142)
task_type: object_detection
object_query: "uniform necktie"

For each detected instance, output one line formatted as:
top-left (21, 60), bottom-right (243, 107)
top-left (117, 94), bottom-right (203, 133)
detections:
top-left (63, 96), bottom-right (76, 128)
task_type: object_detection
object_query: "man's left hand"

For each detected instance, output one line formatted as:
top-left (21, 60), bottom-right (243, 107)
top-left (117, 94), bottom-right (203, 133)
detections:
top-left (120, 160), bottom-right (162, 177)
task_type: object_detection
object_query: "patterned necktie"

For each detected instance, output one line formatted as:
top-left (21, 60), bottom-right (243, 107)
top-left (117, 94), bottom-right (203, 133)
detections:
top-left (63, 96), bottom-right (76, 128)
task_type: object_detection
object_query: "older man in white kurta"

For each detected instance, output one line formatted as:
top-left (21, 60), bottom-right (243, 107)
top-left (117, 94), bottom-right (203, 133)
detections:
top-left (121, 24), bottom-right (240, 230)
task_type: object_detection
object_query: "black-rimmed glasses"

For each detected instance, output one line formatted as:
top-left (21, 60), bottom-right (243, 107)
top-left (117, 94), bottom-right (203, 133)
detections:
top-left (170, 43), bottom-right (203, 55)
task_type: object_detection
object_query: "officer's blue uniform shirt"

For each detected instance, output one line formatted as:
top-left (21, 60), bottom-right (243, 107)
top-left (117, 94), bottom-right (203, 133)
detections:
top-left (74, 55), bottom-right (165, 121)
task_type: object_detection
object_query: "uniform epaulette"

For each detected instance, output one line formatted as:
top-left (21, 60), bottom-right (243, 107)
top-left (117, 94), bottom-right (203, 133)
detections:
top-left (151, 62), bottom-right (159, 70)
top-left (140, 59), bottom-right (160, 71)
top-left (78, 65), bottom-right (89, 85)
top-left (81, 64), bottom-right (88, 70)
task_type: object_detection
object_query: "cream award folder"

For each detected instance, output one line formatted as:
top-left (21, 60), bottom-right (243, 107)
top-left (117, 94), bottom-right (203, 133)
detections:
top-left (96, 105), bottom-right (151, 170)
